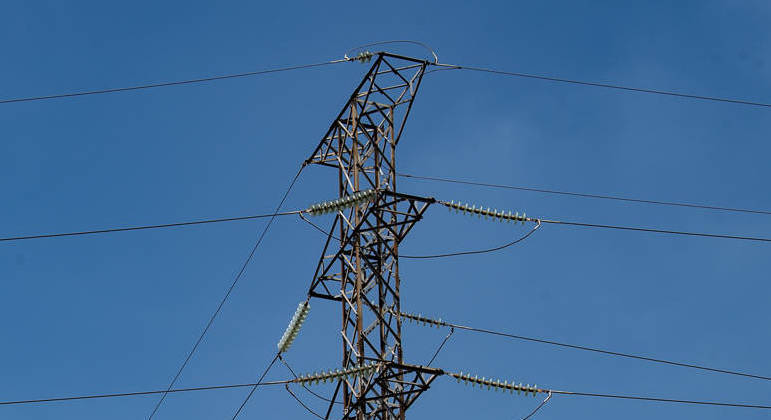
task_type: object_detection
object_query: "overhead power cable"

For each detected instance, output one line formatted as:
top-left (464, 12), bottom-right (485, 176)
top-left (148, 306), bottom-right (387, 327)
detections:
top-left (0, 211), bottom-right (301, 243)
top-left (435, 63), bottom-right (771, 109)
top-left (440, 200), bottom-right (771, 243)
top-left (398, 311), bottom-right (771, 382)
top-left (298, 212), bottom-right (540, 259)
top-left (147, 166), bottom-right (306, 419)
top-left (450, 371), bottom-right (771, 410)
top-left (231, 354), bottom-right (281, 419)
top-left (0, 60), bottom-right (349, 105)
top-left (0, 380), bottom-right (292, 407)
top-left (399, 173), bottom-right (771, 217)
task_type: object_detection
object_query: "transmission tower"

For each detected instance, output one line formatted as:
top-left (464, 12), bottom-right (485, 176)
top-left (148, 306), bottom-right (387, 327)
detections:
top-left (304, 52), bottom-right (439, 419)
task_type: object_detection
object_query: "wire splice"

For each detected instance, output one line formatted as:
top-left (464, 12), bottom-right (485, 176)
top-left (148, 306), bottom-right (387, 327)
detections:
top-left (449, 372), bottom-right (543, 396)
top-left (306, 190), bottom-right (377, 216)
top-left (441, 200), bottom-right (531, 224)
top-left (294, 363), bottom-right (380, 385)
top-left (277, 302), bottom-right (311, 353)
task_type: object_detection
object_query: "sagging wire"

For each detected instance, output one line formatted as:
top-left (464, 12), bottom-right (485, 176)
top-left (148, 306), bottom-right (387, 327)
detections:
top-left (298, 196), bottom-right (541, 259)
top-left (520, 391), bottom-right (552, 420)
top-left (284, 384), bottom-right (325, 420)
top-left (402, 221), bottom-right (540, 259)
top-left (279, 355), bottom-right (342, 406)
top-left (426, 327), bottom-right (454, 367)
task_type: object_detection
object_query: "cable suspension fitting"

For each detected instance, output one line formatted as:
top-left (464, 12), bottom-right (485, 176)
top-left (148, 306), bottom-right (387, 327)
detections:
top-left (441, 200), bottom-right (532, 224)
top-left (277, 301), bottom-right (311, 353)
top-left (306, 189), bottom-right (377, 216)
top-left (294, 363), bottom-right (380, 385)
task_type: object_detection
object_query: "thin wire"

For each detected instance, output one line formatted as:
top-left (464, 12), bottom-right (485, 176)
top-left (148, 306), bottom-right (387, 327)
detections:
top-left (299, 212), bottom-right (542, 258)
top-left (430, 317), bottom-right (771, 382)
top-left (401, 221), bottom-right (541, 259)
top-left (279, 355), bottom-right (341, 405)
top-left (1, 60), bottom-right (348, 105)
top-left (148, 166), bottom-right (305, 419)
top-left (399, 173), bottom-right (771, 216)
top-left (0, 380), bottom-right (293, 406)
top-left (231, 354), bottom-right (280, 419)
top-left (439, 63), bottom-right (771, 109)
top-left (426, 327), bottom-right (454, 367)
top-left (284, 384), bottom-right (325, 419)
top-left (551, 389), bottom-right (771, 409)
top-left (520, 391), bottom-right (552, 420)
top-left (539, 218), bottom-right (771, 243)
top-left (0, 211), bottom-right (301, 243)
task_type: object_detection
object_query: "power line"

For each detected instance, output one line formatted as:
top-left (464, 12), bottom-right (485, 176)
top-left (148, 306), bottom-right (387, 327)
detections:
top-left (436, 63), bottom-right (771, 109)
top-left (0, 211), bottom-right (301, 243)
top-left (399, 173), bottom-right (771, 216)
top-left (147, 166), bottom-right (305, 419)
top-left (0, 60), bottom-right (349, 105)
top-left (298, 212), bottom-right (541, 258)
top-left (399, 311), bottom-right (771, 382)
top-left (0, 380), bottom-right (292, 407)
top-left (539, 218), bottom-right (771, 243)
top-left (438, 200), bottom-right (771, 243)
top-left (401, 221), bottom-right (541, 259)
top-left (231, 354), bottom-right (280, 419)
top-left (550, 389), bottom-right (771, 409)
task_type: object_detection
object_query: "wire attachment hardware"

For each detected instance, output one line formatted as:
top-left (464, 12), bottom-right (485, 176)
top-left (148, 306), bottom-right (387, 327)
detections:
top-left (442, 200), bottom-right (530, 224)
top-left (449, 372), bottom-right (542, 396)
top-left (306, 190), bottom-right (377, 216)
top-left (277, 301), bottom-right (311, 353)
top-left (295, 363), bottom-right (380, 385)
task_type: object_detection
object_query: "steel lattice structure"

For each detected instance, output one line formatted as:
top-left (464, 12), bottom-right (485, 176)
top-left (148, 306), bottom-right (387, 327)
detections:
top-left (304, 52), bottom-right (439, 419)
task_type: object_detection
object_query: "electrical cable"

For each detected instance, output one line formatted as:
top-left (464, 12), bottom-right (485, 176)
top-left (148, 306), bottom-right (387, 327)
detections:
top-left (436, 63), bottom-right (771, 109)
top-left (426, 328), bottom-right (454, 367)
top-left (284, 384), bottom-right (325, 419)
top-left (299, 211), bottom-right (541, 259)
top-left (0, 60), bottom-right (348, 105)
top-left (549, 389), bottom-right (771, 409)
top-left (231, 354), bottom-right (280, 419)
top-left (400, 311), bottom-right (771, 382)
top-left (279, 355), bottom-right (341, 405)
top-left (0, 380), bottom-right (293, 407)
top-left (147, 166), bottom-right (305, 419)
top-left (401, 221), bottom-right (541, 259)
top-left (520, 391), bottom-right (552, 420)
top-left (399, 173), bottom-right (771, 216)
top-left (0, 211), bottom-right (301, 243)
top-left (538, 218), bottom-right (771, 242)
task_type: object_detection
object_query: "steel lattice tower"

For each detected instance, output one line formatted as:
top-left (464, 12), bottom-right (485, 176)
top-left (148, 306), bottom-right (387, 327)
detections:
top-left (305, 52), bottom-right (440, 419)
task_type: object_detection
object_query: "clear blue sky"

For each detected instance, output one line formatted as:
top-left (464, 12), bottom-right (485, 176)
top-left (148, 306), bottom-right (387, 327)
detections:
top-left (1, 1), bottom-right (770, 419)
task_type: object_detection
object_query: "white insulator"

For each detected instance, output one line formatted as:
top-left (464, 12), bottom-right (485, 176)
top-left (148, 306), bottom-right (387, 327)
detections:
top-left (277, 301), bottom-right (311, 353)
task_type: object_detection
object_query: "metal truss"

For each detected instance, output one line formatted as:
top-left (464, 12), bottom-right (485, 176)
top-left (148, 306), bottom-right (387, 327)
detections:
top-left (305, 53), bottom-right (433, 419)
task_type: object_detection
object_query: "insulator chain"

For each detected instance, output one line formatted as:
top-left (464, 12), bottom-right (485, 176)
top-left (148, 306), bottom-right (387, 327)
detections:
top-left (277, 301), bottom-right (310, 353)
top-left (393, 309), bottom-right (448, 328)
top-left (306, 189), bottom-right (377, 216)
top-left (440, 200), bottom-right (534, 224)
top-left (449, 372), bottom-right (543, 397)
top-left (294, 363), bottom-right (380, 385)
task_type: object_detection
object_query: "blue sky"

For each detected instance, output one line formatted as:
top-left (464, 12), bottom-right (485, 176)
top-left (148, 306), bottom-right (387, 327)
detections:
top-left (1, 1), bottom-right (770, 419)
